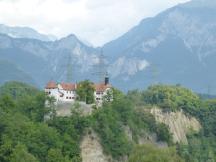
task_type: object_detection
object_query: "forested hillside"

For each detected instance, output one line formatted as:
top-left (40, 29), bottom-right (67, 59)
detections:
top-left (0, 82), bottom-right (215, 162)
top-left (0, 60), bottom-right (35, 85)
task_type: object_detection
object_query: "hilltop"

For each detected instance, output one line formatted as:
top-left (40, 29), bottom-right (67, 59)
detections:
top-left (0, 81), bottom-right (215, 162)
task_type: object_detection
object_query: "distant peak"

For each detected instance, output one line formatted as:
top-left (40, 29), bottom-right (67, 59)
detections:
top-left (182, 0), bottom-right (216, 8)
top-left (0, 24), bottom-right (57, 41)
top-left (55, 34), bottom-right (83, 50)
top-left (64, 34), bottom-right (79, 41)
top-left (67, 34), bottom-right (77, 38)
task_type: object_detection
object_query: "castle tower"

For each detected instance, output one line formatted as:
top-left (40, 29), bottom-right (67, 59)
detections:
top-left (105, 72), bottom-right (109, 85)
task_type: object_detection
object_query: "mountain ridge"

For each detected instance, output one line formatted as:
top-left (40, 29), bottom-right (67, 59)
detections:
top-left (0, 24), bottom-right (56, 42)
top-left (102, 0), bottom-right (216, 93)
top-left (1, 0), bottom-right (216, 93)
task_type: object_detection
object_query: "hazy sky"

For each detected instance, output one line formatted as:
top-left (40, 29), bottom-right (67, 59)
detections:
top-left (0, 0), bottom-right (190, 46)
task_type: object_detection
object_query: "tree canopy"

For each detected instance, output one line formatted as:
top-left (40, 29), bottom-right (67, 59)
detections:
top-left (129, 144), bottom-right (184, 162)
top-left (0, 82), bottom-right (215, 162)
top-left (76, 80), bottom-right (95, 104)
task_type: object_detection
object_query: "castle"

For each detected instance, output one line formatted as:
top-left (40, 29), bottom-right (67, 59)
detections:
top-left (44, 76), bottom-right (112, 104)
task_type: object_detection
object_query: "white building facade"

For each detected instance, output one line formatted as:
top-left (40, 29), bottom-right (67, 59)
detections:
top-left (45, 81), bottom-right (77, 102)
top-left (94, 83), bottom-right (112, 105)
top-left (45, 76), bottom-right (112, 104)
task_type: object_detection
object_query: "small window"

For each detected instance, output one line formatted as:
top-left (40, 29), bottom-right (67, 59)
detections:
top-left (66, 97), bottom-right (68, 99)
top-left (48, 91), bottom-right (51, 94)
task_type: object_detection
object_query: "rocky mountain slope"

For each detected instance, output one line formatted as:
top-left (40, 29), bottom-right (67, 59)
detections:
top-left (103, 0), bottom-right (216, 93)
top-left (0, 34), bottom-right (100, 87)
top-left (1, 0), bottom-right (216, 93)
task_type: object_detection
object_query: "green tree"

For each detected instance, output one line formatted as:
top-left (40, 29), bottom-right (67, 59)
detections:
top-left (129, 144), bottom-right (184, 162)
top-left (10, 144), bottom-right (39, 162)
top-left (0, 136), bottom-right (13, 162)
top-left (0, 81), bottom-right (39, 99)
top-left (156, 123), bottom-right (173, 145)
top-left (0, 95), bottom-right (15, 113)
top-left (16, 92), bottom-right (51, 122)
top-left (102, 88), bottom-right (113, 104)
top-left (47, 149), bottom-right (71, 162)
top-left (142, 85), bottom-right (200, 113)
top-left (76, 80), bottom-right (95, 104)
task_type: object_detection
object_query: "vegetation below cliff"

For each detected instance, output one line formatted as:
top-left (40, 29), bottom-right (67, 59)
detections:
top-left (0, 82), bottom-right (215, 162)
top-left (128, 85), bottom-right (216, 161)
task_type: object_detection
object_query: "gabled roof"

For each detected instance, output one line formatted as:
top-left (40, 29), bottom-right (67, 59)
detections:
top-left (94, 83), bottom-right (111, 92)
top-left (45, 81), bottom-right (57, 89)
top-left (60, 83), bottom-right (76, 91)
top-left (45, 81), bottom-right (112, 92)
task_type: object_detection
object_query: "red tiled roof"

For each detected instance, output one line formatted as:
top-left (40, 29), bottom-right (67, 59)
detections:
top-left (45, 81), bottom-right (57, 89)
top-left (94, 83), bottom-right (111, 92)
top-left (60, 83), bottom-right (76, 91)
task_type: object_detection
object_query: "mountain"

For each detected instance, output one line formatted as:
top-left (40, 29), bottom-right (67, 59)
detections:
top-left (1, 0), bottom-right (216, 93)
top-left (0, 24), bottom-right (56, 41)
top-left (103, 0), bottom-right (216, 93)
top-left (0, 60), bottom-right (35, 85)
top-left (0, 33), bottom-right (100, 88)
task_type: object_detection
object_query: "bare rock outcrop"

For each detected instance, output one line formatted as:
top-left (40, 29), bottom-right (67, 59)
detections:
top-left (150, 107), bottom-right (201, 144)
top-left (80, 130), bottom-right (112, 162)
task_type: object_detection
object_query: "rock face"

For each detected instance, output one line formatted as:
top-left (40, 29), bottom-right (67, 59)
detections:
top-left (0, 33), bottom-right (100, 88)
top-left (103, 0), bottom-right (216, 93)
top-left (79, 108), bottom-right (199, 161)
top-left (80, 130), bottom-right (111, 162)
top-left (123, 125), bottom-right (167, 148)
top-left (150, 107), bottom-right (201, 144)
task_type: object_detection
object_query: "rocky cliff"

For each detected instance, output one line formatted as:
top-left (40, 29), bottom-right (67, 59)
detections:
top-left (81, 130), bottom-right (112, 162)
top-left (150, 107), bottom-right (201, 144)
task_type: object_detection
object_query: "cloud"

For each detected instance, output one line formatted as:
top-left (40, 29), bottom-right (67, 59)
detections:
top-left (0, 0), bottom-right (190, 46)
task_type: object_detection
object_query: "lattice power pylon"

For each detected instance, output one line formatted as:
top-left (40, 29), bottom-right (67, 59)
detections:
top-left (92, 49), bottom-right (108, 83)
top-left (66, 54), bottom-right (73, 82)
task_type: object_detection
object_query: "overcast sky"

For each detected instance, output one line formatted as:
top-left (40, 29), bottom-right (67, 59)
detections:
top-left (0, 0), bottom-right (190, 46)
